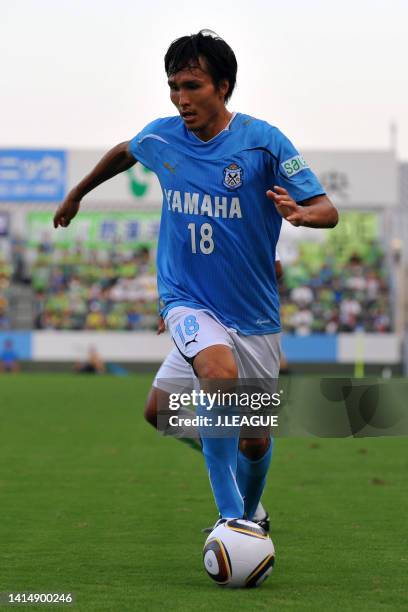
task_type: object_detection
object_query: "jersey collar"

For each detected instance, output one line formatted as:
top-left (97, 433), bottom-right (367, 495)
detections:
top-left (185, 112), bottom-right (238, 145)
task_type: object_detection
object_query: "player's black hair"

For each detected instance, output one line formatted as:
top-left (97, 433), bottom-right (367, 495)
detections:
top-left (164, 30), bottom-right (237, 103)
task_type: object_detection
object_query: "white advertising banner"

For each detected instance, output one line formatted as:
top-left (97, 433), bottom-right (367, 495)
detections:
top-left (31, 331), bottom-right (401, 364)
top-left (68, 148), bottom-right (398, 210)
top-left (32, 331), bottom-right (173, 362)
top-left (68, 150), bottom-right (162, 208)
top-left (338, 333), bottom-right (400, 364)
top-left (305, 150), bottom-right (398, 208)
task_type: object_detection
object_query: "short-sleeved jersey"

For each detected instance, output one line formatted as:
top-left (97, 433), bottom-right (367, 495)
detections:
top-left (129, 113), bottom-right (324, 335)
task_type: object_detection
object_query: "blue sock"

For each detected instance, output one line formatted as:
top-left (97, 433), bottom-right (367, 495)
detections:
top-left (197, 403), bottom-right (243, 519)
top-left (236, 440), bottom-right (273, 520)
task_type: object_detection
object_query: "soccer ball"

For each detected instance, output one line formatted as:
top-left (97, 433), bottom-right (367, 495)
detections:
top-left (203, 519), bottom-right (275, 588)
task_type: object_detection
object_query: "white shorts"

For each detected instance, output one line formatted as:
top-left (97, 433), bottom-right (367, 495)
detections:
top-left (153, 306), bottom-right (281, 392)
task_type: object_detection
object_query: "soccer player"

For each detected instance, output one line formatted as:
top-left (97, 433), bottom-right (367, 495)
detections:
top-left (144, 255), bottom-right (283, 531)
top-left (53, 30), bottom-right (338, 526)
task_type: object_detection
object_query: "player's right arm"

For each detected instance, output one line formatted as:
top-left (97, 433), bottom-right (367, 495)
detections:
top-left (53, 141), bottom-right (136, 228)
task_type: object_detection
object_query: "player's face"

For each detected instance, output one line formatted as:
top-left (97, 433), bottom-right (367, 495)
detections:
top-left (168, 59), bottom-right (229, 140)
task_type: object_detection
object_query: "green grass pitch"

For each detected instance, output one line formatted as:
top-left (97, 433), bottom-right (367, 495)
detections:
top-left (0, 374), bottom-right (407, 611)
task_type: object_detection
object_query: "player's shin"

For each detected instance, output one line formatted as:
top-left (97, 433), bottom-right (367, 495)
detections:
top-left (237, 438), bottom-right (273, 521)
top-left (197, 401), bottom-right (244, 519)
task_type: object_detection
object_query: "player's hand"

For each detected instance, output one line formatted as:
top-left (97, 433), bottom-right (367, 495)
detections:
top-left (53, 194), bottom-right (81, 228)
top-left (266, 186), bottom-right (304, 227)
top-left (157, 317), bottom-right (165, 335)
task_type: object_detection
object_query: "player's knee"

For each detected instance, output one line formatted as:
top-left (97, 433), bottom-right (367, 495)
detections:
top-left (240, 437), bottom-right (270, 460)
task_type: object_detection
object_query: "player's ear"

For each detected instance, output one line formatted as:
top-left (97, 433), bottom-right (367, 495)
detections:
top-left (218, 79), bottom-right (229, 101)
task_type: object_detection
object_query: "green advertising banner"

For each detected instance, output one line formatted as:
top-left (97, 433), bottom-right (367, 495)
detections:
top-left (298, 211), bottom-right (380, 271)
top-left (27, 211), bottom-right (161, 250)
top-left (27, 210), bottom-right (380, 259)
top-left (327, 211), bottom-right (379, 256)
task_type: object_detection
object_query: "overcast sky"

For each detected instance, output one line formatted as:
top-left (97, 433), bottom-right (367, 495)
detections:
top-left (1, 0), bottom-right (407, 159)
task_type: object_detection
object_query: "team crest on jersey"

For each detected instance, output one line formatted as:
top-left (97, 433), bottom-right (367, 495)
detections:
top-left (223, 163), bottom-right (243, 190)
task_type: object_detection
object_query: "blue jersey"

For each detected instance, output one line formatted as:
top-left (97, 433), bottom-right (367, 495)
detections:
top-left (129, 113), bottom-right (324, 335)
top-left (1, 350), bottom-right (17, 365)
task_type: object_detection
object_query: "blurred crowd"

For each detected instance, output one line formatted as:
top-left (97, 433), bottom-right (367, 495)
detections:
top-left (0, 254), bottom-right (12, 329)
top-left (30, 244), bottom-right (158, 330)
top-left (280, 247), bottom-right (392, 334)
top-left (0, 238), bottom-right (393, 334)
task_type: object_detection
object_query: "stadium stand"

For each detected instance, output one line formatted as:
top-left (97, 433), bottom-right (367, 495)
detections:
top-left (29, 244), bottom-right (158, 331)
top-left (280, 245), bottom-right (392, 334)
top-left (0, 236), bottom-right (392, 334)
top-left (0, 253), bottom-right (12, 329)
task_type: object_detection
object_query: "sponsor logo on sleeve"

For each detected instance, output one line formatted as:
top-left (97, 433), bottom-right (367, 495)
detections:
top-left (281, 154), bottom-right (308, 178)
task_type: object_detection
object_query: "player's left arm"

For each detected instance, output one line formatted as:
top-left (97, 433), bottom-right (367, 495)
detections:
top-left (266, 186), bottom-right (338, 228)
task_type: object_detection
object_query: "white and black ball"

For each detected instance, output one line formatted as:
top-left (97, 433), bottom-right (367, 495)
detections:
top-left (203, 519), bottom-right (275, 588)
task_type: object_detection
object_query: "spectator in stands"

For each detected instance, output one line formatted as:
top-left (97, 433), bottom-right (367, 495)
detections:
top-left (0, 339), bottom-right (20, 373)
top-left (339, 294), bottom-right (362, 331)
top-left (0, 254), bottom-right (12, 329)
top-left (136, 245), bottom-right (151, 273)
top-left (290, 306), bottom-right (314, 336)
top-left (10, 234), bottom-right (27, 282)
top-left (74, 345), bottom-right (105, 374)
top-left (0, 295), bottom-right (10, 329)
top-left (290, 285), bottom-right (313, 307)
